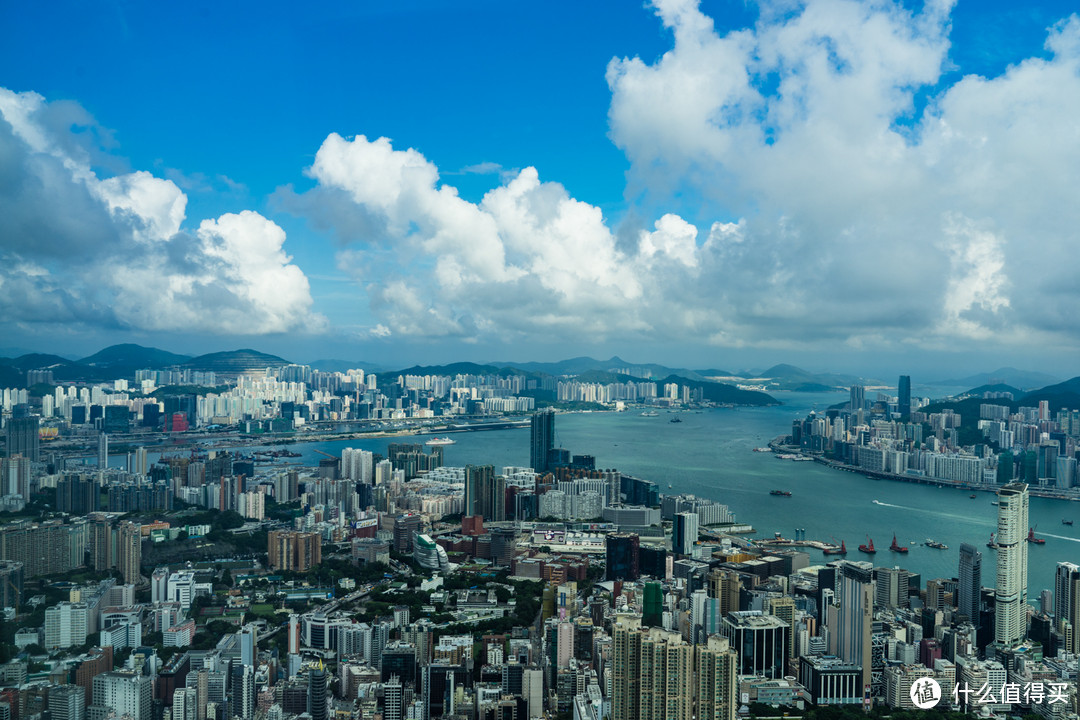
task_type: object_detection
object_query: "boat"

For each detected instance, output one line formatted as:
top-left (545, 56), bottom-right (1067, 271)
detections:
top-left (823, 541), bottom-right (847, 556)
top-left (770, 490), bottom-right (792, 497)
top-left (425, 437), bottom-right (456, 446)
top-left (858, 536), bottom-right (876, 554)
top-left (925, 539), bottom-right (948, 550)
top-left (889, 535), bottom-right (909, 553)
top-left (670, 416), bottom-right (682, 423)
top-left (990, 501), bottom-right (999, 506)
top-left (1063, 519), bottom-right (1074, 526)
top-left (1027, 527), bottom-right (1046, 545)
top-left (970, 494), bottom-right (977, 499)
top-left (752, 447), bottom-right (772, 452)
top-left (641, 411), bottom-right (659, 417)
top-left (987, 533), bottom-right (998, 549)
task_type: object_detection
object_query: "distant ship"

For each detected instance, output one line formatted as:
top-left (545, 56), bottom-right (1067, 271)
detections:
top-left (753, 447), bottom-right (772, 452)
top-left (641, 411), bottom-right (659, 417)
top-left (670, 416), bottom-right (682, 423)
top-left (987, 533), bottom-right (998, 549)
top-left (823, 541), bottom-right (847, 556)
top-left (1027, 527), bottom-right (1046, 545)
top-left (425, 437), bottom-right (456, 446)
top-left (1063, 519), bottom-right (1074, 526)
top-left (925, 539), bottom-right (949, 550)
top-left (889, 535), bottom-right (909, 553)
top-left (770, 490), bottom-right (792, 497)
top-left (970, 494), bottom-right (977, 499)
top-left (858, 536), bottom-right (876, 554)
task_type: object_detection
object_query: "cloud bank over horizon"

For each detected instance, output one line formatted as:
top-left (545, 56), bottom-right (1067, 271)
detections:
top-left (3, 0), bottom-right (1080, 363)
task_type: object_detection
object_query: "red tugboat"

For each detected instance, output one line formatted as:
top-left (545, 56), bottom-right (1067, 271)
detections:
top-left (1027, 527), bottom-right (1046, 545)
top-left (858, 536), bottom-right (877, 554)
top-left (889, 535), bottom-right (909, 553)
top-left (823, 541), bottom-right (847, 556)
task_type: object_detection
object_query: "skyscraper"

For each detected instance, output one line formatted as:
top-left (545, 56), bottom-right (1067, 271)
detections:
top-left (958, 543), bottom-right (982, 627)
top-left (898, 375), bottom-right (911, 419)
top-left (463, 465), bottom-right (495, 520)
top-left (672, 512), bottom-right (699, 556)
top-left (605, 533), bottom-right (639, 581)
top-left (849, 385), bottom-right (866, 413)
top-left (98, 433), bottom-right (109, 470)
top-left (612, 617), bottom-right (736, 720)
top-left (530, 409), bottom-right (554, 474)
top-left (117, 522), bottom-right (141, 585)
top-left (1054, 561), bottom-right (1080, 655)
top-left (835, 560), bottom-right (874, 691)
top-left (994, 483), bottom-right (1029, 648)
top-left (5, 417), bottom-right (39, 462)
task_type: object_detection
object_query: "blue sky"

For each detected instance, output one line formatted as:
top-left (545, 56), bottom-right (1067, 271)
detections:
top-left (2, 0), bottom-right (1080, 378)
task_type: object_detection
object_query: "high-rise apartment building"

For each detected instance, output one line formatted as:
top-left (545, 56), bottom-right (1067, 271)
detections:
top-left (117, 522), bottom-right (141, 585)
top-left (268, 531), bottom-right (322, 572)
top-left (994, 483), bottom-right (1029, 647)
top-left (612, 617), bottom-right (736, 720)
top-left (91, 672), bottom-right (151, 720)
top-left (5, 417), bottom-right (39, 462)
top-left (530, 409), bottom-right (555, 474)
top-left (958, 543), bottom-right (982, 627)
top-left (1054, 561), bottom-right (1080, 655)
top-left (171, 688), bottom-right (196, 720)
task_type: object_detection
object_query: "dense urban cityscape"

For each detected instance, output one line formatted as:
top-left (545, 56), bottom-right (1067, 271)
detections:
top-left (0, 350), bottom-right (1075, 720)
top-left (5, 1), bottom-right (1080, 720)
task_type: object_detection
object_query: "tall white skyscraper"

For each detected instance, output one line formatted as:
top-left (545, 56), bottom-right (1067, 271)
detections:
top-left (171, 688), bottom-right (196, 720)
top-left (994, 483), bottom-right (1029, 648)
top-left (1054, 561), bottom-right (1080, 655)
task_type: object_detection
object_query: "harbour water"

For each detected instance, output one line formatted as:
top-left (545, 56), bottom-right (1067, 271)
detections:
top-left (159, 390), bottom-right (1079, 597)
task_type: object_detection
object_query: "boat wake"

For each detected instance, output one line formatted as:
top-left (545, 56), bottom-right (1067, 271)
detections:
top-left (1034, 532), bottom-right (1080, 544)
top-left (872, 500), bottom-right (906, 509)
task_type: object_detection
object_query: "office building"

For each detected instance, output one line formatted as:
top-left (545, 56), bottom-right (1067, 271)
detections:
top-left (49, 685), bottom-right (85, 720)
top-left (874, 567), bottom-right (909, 610)
top-left (605, 533), bottom-right (639, 581)
top-left (383, 675), bottom-right (403, 720)
top-left (98, 433), bottom-right (109, 470)
top-left (835, 561), bottom-right (874, 691)
top-left (91, 672), bottom-right (152, 720)
top-left (530, 409), bottom-right (554, 474)
top-left (171, 688), bottom-right (196, 720)
top-left (722, 611), bottom-right (789, 679)
top-left (1054, 561), bottom-right (1080, 655)
top-left (994, 483), bottom-right (1029, 647)
top-left (958, 543), bottom-right (982, 627)
top-left (672, 512), bottom-right (699, 556)
top-left (898, 375), bottom-right (911, 419)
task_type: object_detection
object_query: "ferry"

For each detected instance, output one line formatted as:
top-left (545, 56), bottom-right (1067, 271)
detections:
top-left (987, 533), bottom-right (998, 549)
top-left (670, 416), bottom-right (682, 423)
top-left (425, 437), bottom-right (456, 446)
top-left (1027, 527), bottom-right (1046, 545)
top-left (770, 490), bottom-right (792, 497)
top-left (858, 536), bottom-right (876, 554)
top-left (641, 411), bottom-right (659, 417)
top-left (925, 539), bottom-right (949, 550)
top-left (1063, 519), bottom-right (1074, 526)
top-left (889, 535), bottom-right (909, 553)
top-left (753, 447), bottom-right (772, 453)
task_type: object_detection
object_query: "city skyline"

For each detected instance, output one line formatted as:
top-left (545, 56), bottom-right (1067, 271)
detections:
top-left (3, 1), bottom-right (1080, 377)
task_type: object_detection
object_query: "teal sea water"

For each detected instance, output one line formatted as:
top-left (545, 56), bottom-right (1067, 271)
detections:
top-left (168, 391), bottom-right (1080, 596)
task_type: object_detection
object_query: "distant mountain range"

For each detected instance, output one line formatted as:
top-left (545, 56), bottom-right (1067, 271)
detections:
top-left (928, 367), bottom-right (1061, 391)
top-left (0, 344), bottom-right (1075, 413)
